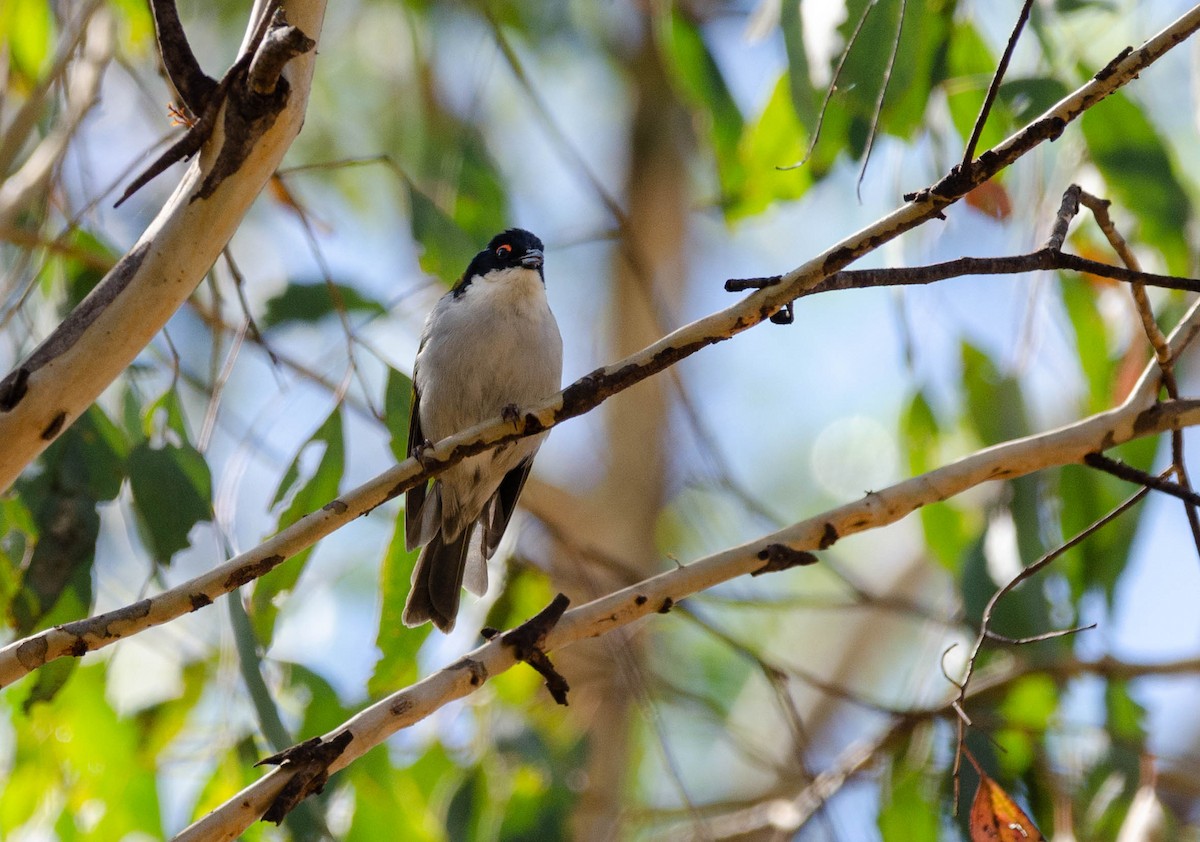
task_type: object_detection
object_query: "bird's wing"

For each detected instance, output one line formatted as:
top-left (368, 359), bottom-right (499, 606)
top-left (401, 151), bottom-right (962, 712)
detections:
top-left (482, 456), bottom-right (535, 558)
top-left (404, 379), bottom-right (430, 551)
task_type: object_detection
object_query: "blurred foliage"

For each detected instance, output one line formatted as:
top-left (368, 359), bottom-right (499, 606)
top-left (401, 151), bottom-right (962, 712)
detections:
top-left (1, 0), bottom-right (1199, 839)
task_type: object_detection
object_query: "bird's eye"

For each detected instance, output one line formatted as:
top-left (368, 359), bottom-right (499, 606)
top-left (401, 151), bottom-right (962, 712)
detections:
top-left (495, 244), bottom-right (512, 257)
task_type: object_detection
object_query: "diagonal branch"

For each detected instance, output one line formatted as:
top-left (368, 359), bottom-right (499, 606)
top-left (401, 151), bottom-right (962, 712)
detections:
top-left (960, 0), bottom-right (1036, 168)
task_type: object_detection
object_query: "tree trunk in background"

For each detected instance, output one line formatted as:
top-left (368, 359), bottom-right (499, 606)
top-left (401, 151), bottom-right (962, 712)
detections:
top-left (548, 24), bottom-right (693, 842)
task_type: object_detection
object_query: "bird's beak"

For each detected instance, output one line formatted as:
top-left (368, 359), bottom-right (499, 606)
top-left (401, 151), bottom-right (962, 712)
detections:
top-left (520, 249), bottom-right (544, 269)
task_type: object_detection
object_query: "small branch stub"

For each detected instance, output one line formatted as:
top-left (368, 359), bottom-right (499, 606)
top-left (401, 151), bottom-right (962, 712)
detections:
top-left (482, 593), bottom-right (572, 705)
top-left (248, 11), bottom-right (316, 95)
top-left (255, 731), bottom-right (354, 824)
top-left (752, 544), bottom-right (819, 576)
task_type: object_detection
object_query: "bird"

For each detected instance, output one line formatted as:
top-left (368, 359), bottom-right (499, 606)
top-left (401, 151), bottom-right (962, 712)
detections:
top-left (402, 228), bottom-right (563, 633)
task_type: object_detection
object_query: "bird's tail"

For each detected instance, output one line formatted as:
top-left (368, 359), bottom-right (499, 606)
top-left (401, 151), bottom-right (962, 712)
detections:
top-left (402, 528), bottom-right (473, 633)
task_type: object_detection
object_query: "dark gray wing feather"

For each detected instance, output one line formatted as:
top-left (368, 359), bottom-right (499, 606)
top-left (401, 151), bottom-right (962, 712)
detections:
top-left (404, 382), bottom-right (428, 552)
top-left (402, 528), bottom-right (472, 633)
top-left (482, 457), bottom-right (535, 558)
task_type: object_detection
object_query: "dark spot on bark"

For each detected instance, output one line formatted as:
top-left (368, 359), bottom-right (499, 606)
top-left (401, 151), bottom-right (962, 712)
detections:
top-left (634, 594), bottom-right (648, 606)
top-left (60, 598), bottom-right (153, 641)
top-left (196, 80), bottom-right (291, 201)
top-left (523, 413), bottom-right (545, 434)
top-left (450, 657), bottom-right (488, 687)
top-left (21, 243), bottom-right (151, 376)
top-left (68, 638), bottom-right (89, 657)
top-left (1094, 46), bottom-right (1134, 81)
top-left (1133, 406), bottom-right (1161, 437)
top-left (1100, 430), bottom-right (1117, 451)
top-left (0, 367), bottom-right (30, 411)
top-left (1045, 116), bottom-right (1067, 141)
top-left (390, 698), bottom-right (413, 716)
top-left (753, 544), bottom-right (819, 575)
top-left (224, 554), bottom-right (284, 590)
top-left (658, 597), bottom-right (674, 614)
top-left (15, 636), bottom-right (48, 670)
top-left (820, 522), bottom-right (839, 549)
top-left (851, 518), bottom-right (868, 528)
top-left (322, 499), bottom-right (348, 514)
top-left (40, 412), bottom-right (67, 441)
top-left (189, 593), bottom-right (213, 612)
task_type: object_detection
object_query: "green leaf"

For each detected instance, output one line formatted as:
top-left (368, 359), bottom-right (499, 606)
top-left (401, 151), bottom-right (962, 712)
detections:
top-left (1000, 674), bottom-right (1059, 732)
top-left (261, 281), bottom-right (387, 329)
top-left (998, 77), bottom-right (1071, 125)
top-left (127, 442), bottom-right (213, 565)
top-left (408, 187), bottom-right (478, 283)
top-left (408, 110), bottom-right (507, 282)
top-left (878, 755), bottom-right (939, 841)
top-left (1081, 91), bottom-right (1192, 273)
top-left (1105, 678), bottom-right (1147, 743)
top-left (945, 21), bottom-right (1008, 152)
top-left (729, 74), bottom-right (813, 219)
top-left (1060, 275), bottom-right (1115, 413)
top-left (22, 657), bottom-right (76, 713)
top-left (26, 404), bottom-right (128, 502)
top-left (10, 494), bottom-right (98, 635)
top-left (658, 10), bottom-right (745, 202)
top-left (902, 391), bottom-right (976, 570)
top-left (345, 747), bottom-right (442, 842)
top-left (962, 342), bottom-right (1028, 447)
top-left (1, 0), bottom-right (55, 80)
top-left (779, 0), bottom-right (817, 129)
top-left (55, 229), bottom-right (118, 313)
top-left (143, 387), bottom-right (194, 444)
top-left (1057, 440), bottom-right (1153, 604)
top-left (13, 664), bottom-right (163, 835)
top-left (252, 408), bottom-right (345, 645)
top-left (369, 512), bottom-right (426, 697)
top-left (384, 366), bottom-right (414, 463)
top-left (289, 663), bottom-right (353, 737)
top-left (135, 661), bottom-right (208, 761)
top-left (835, 0), bottom-right (954, 146)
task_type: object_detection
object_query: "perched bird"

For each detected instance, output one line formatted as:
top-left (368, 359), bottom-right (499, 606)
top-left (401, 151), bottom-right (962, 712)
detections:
top-left (403, 228), bottom-right (563, 632)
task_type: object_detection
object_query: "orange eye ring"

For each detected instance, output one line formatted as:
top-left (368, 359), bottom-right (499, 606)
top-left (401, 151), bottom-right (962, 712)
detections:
top-left (495, 244), bottom-right (512, 256)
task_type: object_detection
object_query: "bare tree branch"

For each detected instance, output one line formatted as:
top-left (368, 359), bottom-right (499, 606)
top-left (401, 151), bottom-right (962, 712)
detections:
top-left (961, 0), bottom-right (1036, 168)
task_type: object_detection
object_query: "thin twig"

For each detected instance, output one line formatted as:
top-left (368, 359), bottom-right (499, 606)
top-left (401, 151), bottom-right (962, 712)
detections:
top-left (1085, 452), bottom-right (1200, 507)
top-left (1044, 183), bottom-right (1083, 251)
top-left (950, 483), bottom-right (1152, 798)
top-left (782, 0), bottom-right (879, 170)
top-left (857, 0), bottom-right (906, 200)
top-left (1078, 189), bottom-right (1200, 557)
top-left (961, 0), bottom-right (1036, 169)
top-left (726, 249), bottom-right (1200, 296)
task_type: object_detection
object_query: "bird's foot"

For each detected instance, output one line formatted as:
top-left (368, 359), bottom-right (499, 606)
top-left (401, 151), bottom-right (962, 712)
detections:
top-left (501, 403), bottom-right (521, 428)
top-left (413, 438), bottom-right (435, 467)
